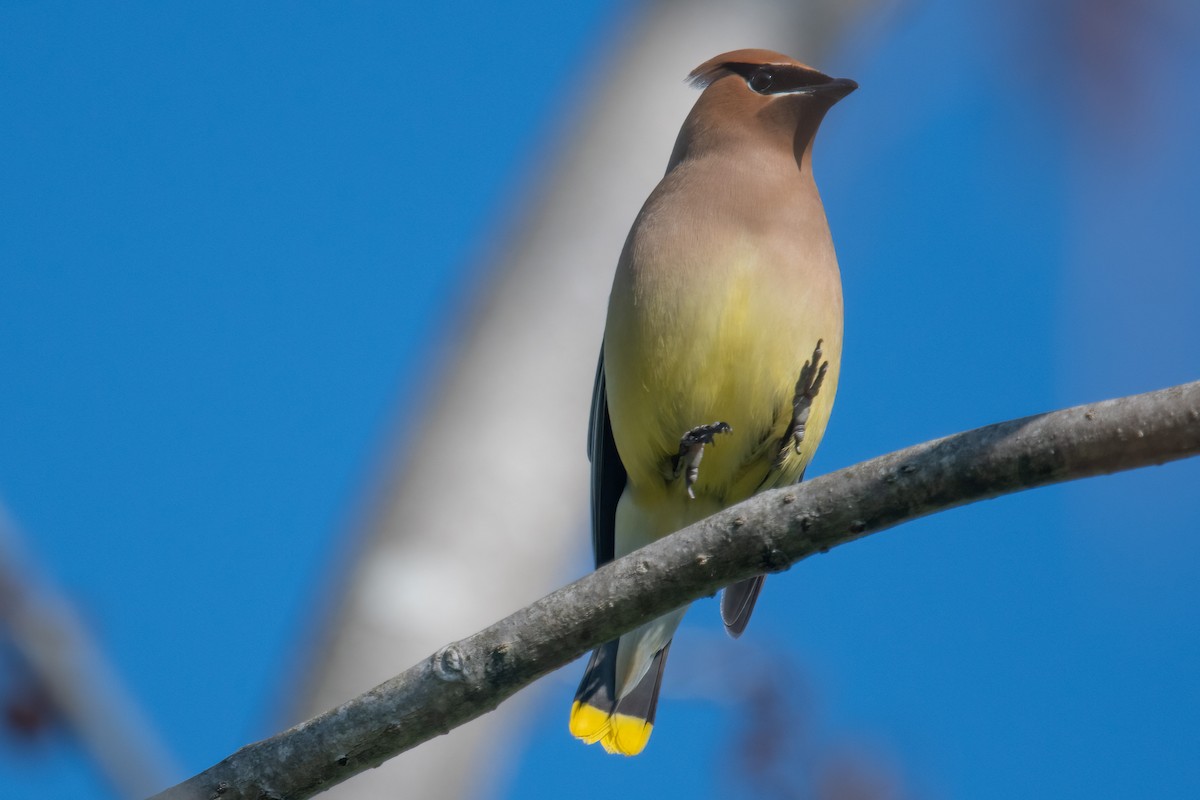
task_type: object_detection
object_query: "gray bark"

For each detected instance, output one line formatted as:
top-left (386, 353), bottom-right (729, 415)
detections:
top-left (151, 380), bottom-right (1200, 800)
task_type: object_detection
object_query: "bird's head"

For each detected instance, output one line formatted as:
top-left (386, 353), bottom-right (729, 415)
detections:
top-left (672, 49), bottom-right (856, 166)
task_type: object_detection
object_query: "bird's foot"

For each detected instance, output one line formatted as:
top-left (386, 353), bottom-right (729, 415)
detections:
top-left (775, 340), bottom-right (828, 467)
top-left (673, 422), bottom-right (732, 499)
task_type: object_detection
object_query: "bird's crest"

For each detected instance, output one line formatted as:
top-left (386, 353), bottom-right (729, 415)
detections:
top-left (686, 48), bottom-right (811, 89)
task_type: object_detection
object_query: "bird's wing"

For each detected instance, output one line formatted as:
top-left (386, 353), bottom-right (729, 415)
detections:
top-left (721, 464), bottom-right (809, 636)
top-left (720, 575), bottom-right (765, 637)
top-left (587, 347), bottom-right (626, 568)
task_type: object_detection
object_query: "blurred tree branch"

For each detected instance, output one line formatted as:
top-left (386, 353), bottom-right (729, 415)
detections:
top-left (0, 507), bottom-right (177, 798)
top-left (151, 380), bottom-right (1200, 800)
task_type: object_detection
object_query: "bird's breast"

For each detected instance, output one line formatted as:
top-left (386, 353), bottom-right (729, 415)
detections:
top-left (603, 218), bottom-right (842, 506)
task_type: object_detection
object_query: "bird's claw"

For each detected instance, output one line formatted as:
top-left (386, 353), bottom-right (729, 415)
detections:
top-left (775, 340), bottom-right (828, 467)
top-left (673, 421), bottom-right (732, 499)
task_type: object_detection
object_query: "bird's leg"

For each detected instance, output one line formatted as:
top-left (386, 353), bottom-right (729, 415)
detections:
top-left (774, 339), bottom-right (829, 468)
top-left (672, 422), bottom-right (732, 499)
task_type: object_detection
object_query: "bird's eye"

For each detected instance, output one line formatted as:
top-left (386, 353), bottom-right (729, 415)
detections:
top-left (749, 69), bottom-right (774, 94)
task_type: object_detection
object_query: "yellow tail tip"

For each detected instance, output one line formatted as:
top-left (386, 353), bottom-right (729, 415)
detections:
top-left (571, 702), bottom-right (653, 756)
top-left (602, 713), bottom-right (653, 756)
top-left (568, 701), bottom-right (611, 744)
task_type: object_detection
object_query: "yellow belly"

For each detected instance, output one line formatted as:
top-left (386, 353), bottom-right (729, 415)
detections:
top-left (603, 250), bottom-right (841, 516)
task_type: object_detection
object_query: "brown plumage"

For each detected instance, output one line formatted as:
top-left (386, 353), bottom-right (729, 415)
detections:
top-left (570, 49), bottom-right (855, 756)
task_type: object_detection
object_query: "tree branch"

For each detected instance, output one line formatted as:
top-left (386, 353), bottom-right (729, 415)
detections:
top-left (151, 381), bottom-right (1200, 800)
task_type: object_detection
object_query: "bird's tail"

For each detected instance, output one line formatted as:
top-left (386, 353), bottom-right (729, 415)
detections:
top-left (569, 640), bottom-right (671, 756)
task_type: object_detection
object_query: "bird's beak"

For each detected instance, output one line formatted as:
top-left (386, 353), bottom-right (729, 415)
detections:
top-left (802, 76), bottom-right (858, 100)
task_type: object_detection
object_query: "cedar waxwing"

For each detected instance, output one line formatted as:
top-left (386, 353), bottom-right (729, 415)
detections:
top-left (569, 49), bottom-right (856, 755)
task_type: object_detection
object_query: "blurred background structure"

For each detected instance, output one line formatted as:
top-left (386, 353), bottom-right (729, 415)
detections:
top-left (1, 1), bottom-right (1198, 799)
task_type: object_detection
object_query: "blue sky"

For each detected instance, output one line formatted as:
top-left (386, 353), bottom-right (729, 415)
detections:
top-left (1, 2), bottom-right (1197, 799)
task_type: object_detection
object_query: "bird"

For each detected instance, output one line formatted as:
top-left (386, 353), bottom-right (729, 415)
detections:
top-left (568, 49), bottom-right (856, 756)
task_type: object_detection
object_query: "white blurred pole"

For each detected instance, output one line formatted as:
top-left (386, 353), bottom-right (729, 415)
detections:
top-left (295, 2), bottom-right (868, 798)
